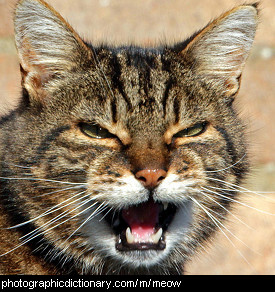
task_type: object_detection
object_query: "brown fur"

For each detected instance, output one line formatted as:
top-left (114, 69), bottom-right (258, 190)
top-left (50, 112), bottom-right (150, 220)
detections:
top-left (0, 0), bottom-right (258, 274)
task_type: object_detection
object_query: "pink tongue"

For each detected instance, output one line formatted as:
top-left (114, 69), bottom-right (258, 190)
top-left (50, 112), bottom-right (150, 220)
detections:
top-left (122, 200), bottom-right (160, 241)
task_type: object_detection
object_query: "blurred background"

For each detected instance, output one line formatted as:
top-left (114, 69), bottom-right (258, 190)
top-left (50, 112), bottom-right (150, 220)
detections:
top-left (0, 0), bottom-right (274, 274)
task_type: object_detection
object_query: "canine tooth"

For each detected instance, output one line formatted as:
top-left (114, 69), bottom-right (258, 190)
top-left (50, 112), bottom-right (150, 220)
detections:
top-left (126, 227), bottom-right (134, 244)
top-left (150, 228), bottom-right (163, 244)
top-left (163, 202), bottom-right (168, 210)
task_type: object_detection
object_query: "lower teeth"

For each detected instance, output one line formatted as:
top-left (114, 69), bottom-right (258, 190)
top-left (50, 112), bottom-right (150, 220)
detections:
top-left (125, 227), bottom-right (163, 244)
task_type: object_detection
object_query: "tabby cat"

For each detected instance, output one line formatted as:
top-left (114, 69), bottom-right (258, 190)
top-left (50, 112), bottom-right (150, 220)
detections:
top-left (0, 0), bottom-right (258, 275)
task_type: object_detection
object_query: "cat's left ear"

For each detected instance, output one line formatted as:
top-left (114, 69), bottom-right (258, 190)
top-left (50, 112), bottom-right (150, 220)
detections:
top-left (180, 4), bottom-right (259, 99)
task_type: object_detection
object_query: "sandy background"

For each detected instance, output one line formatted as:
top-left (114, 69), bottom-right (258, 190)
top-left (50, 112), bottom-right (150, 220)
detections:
top-left (0, 0), bottom-right (274, 274)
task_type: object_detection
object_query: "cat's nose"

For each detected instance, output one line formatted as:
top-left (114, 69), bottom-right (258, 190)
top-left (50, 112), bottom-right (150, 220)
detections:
top-left (135, 169), bottom-right (167, 189)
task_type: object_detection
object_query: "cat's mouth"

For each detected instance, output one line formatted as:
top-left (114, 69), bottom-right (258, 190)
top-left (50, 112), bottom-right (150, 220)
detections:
top-left (105, 199), bottom-right (177, 251)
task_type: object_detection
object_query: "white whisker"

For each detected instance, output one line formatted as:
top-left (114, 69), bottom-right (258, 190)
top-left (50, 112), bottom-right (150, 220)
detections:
top-left (0, 193), bottom-right (104, 257)
top-left (37, 185), bottom-right (86, 198)
top-left (19, 192), bottom-right (104, 240)
top-left (206, 154), bottom-right (246, 173)
top-left (207, 177), bottom-right (275, 202)
top-left (6, 190), bottom-right (87, 230)
top-left (0, 176), bottom-right (87, 186)
top-left (65, 202), bottom-right (109, 242)
top-left (201, 186), bottom-right (275, 216)
top-left (196, 188), bottom-right (254, 230)
top-left (99, 206), bottom-right (113, 222)
top-left (200, 200), bottom-right (259, 254)
top-left (189, 196), bottom-right (255, 267)
top-left (2, 162), bottom-right (34, 169)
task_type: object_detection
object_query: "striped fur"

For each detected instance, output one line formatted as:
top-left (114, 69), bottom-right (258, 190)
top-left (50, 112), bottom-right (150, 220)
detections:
top-left (0, 0), bottom-right (258, 274)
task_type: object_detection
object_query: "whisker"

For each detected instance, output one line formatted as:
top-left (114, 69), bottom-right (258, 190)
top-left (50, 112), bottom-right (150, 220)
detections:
top-left (0, 176), bottom-right (87, 186)
top-left (36, 185), bottom-right (86, 198)
top-left (19, 192), bottom-right (104, 240)
top-left (205, 154), bottom-right (247, 173)
top-left (6, 190), bottom-right (88, 230)
top-left (0, 193), bottom-right (104, 258)
top-left (207, 184), bottom-right (275, 204)
top-left (99, 205), bottom-right (113, 222)
top-left (0, 236), bottom-right (36, 258)
top-left (1, 162), bottom-right (34, 169)
top-left (41, 199), bottom-right (100, 237)
top-left (195, 188), bottom-right (254, 230)
top-left (207, 177), bottom-right (275, 202)
top-left (203, 201), bottom-right (260, 255)
top-left (189, 196), bottom-right (255, 267)
top-left (65, 202), bottom-right (109, 242)
top-left (201, 186), bottom-right (275, 216)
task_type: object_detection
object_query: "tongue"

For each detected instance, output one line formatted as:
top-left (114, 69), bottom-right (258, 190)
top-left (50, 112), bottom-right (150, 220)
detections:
top-left (122, 200), bottom-right (160, 241)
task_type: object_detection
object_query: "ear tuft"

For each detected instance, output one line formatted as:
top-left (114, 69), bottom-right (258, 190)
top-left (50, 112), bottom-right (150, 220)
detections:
top-left (182, 4), bottom-right (259, 97)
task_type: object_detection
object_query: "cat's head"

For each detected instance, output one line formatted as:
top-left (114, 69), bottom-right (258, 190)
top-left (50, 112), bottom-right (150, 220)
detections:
top-left (2, 0), bottom-right (258, 274)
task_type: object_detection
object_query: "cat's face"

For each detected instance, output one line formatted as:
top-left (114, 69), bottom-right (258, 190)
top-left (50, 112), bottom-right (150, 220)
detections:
top-left (0, 0), bottom-right (258, 274)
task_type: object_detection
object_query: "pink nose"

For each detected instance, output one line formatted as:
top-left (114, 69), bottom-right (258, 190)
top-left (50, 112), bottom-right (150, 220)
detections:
top-left (135, 169), bottom-right (167, 189)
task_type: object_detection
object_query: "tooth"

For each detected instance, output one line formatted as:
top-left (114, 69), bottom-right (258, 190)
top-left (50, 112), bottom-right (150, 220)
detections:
top-left (126, 227), bottom-right (135, 244)
top-left (163, 202), bottom-right (168, 210)
top-left (150, 228), bottom-right (163, 244)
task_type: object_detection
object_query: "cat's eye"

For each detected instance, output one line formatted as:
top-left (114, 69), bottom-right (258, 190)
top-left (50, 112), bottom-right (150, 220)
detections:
top-left (80, 123), bottom-right (116, 139)
top-left (173, 122), bottom-right (207, 138)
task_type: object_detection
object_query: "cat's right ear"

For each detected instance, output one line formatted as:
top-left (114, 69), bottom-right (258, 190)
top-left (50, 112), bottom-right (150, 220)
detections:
top-left (14, 0), bottom-right (93, 104)
top-left (179, 4), bottom-right (258, 100)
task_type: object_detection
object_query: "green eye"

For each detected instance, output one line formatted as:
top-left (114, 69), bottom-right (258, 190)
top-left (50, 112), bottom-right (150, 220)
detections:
top-left (80, 123), bottom-right (116, 139)
top-left (174, 122), bottom-right (207, 138)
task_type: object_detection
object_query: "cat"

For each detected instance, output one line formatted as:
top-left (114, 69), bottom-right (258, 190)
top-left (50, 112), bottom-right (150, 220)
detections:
top-left (0, 0), bottom-right (258, 275)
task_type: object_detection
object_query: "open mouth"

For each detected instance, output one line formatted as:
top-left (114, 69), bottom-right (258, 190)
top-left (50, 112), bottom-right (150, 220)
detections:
top-left (105, 199), bottom-right (177, 251)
